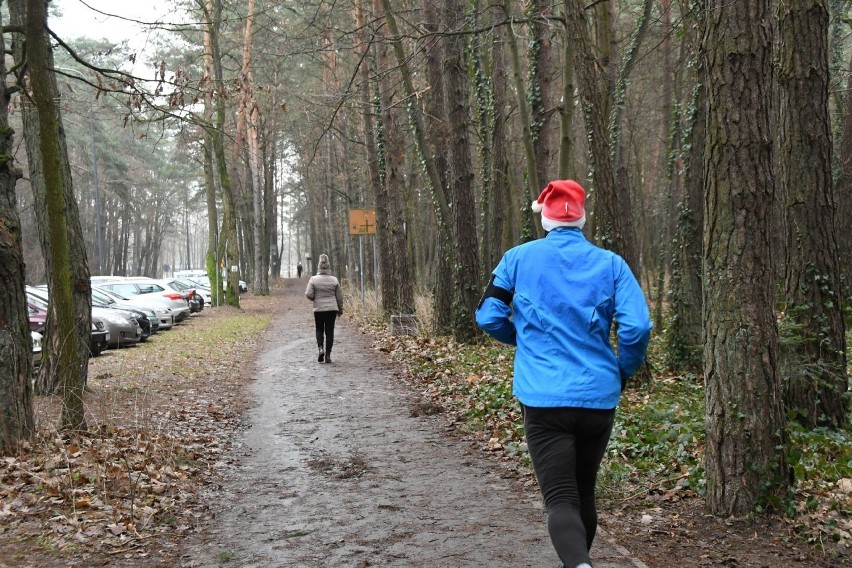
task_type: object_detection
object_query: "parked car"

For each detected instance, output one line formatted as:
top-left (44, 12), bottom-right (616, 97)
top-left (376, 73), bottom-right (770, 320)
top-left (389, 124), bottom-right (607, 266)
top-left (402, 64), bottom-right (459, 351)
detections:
top-left (25, 292), bottom-right (110, 356)
top-left (97, 278), bottom-right (191, 323)
top-left (176, 270), bottom-right (246, 294)
top-left (92, 285), bottom-right (174, 330)
top-left (157, 278), bottom-right (206, 312)
top-left (94, 306), bottom-right (143, 348)
top-left (31, 331), bottom-right (43, 369)
top-left (90, 319), bottom-right (109, 356)
top-left (27, 287), bottom-right (141, 349)
top-left (175, 277), bottom-right (214, 307)
top-left (91, 288), bottom-right (159, 338)
top-left (32, 284), bottom-right (154, 341)
top-left (26, 298), bottom-right (46, 332)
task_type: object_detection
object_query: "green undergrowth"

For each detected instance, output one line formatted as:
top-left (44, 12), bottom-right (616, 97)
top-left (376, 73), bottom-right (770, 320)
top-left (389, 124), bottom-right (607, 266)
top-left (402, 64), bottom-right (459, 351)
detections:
top-left (376, 325), bottom-right (851, 550)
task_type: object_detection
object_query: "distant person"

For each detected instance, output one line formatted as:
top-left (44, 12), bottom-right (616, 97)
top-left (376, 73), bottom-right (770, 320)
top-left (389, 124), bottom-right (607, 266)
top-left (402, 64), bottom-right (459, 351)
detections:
top-left (297, 262), bottom-right (303, 278)
top-left (305, 254), bottom-right (343, 364)
top-left (476, 179), bottom-right (652, 568)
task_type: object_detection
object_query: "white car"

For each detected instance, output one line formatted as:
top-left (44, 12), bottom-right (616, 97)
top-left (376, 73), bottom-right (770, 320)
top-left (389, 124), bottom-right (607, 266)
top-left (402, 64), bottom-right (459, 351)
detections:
top-left (155, 278), bottom-right (207, 311)
top-left (97, 278), bottom-right (191, 323)
top-left (92, 286), bottom-right (170, 332)
top-left (171, 277), bottom-right (214, 307)
top-left (92, 284), bottom-right (175, 329)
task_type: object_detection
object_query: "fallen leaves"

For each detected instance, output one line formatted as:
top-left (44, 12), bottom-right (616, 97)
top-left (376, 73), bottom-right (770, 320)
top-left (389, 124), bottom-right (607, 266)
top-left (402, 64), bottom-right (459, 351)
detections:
top-left (0, 300), bottom-right (273, 562)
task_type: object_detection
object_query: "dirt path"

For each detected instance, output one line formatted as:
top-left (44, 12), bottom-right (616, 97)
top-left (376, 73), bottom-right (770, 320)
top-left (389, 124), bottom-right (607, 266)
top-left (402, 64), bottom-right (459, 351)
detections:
top-left (181, 281), bottom-right (642, 568)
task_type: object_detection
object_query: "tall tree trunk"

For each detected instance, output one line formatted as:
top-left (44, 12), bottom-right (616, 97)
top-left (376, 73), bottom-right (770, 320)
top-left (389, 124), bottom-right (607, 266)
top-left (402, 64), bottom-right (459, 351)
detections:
top-left (201, 0), bottom-right (222, 303)
top-left (491, 16), bottom-right (514, 258)
top-left (443, 0), bottom-right (481, 342)
top-left (208, 0), bottom-right (241, 306)
top-left (503, 1), bottom-right (541, 240)
top-left (0, 1), bottom-right (33, 451)
top-left (264, 129), bottom-right (278, 279)
top-left (421, 0), bottom-right (454, 333)
top-left (558, 24), bottom-right (576, 180)
top-left (564, 0), bottom-right (640, 275)
top-left (10, 0), bottom-right (92, 399)
top-left (240, 0), bottom-right (267, 295)
top-left (835, 23), bottom-right (852, 293)
top-left (665, 6), bottom-right (705, 374)
top-left (25, 0), bottom-right (87, 430)
top-left (380, 0), bottom-right (455, 323)
top-left (354, 0), bottom-right (383, 296)
top-left (777, 0), bottom-right (847, 429)
top-left (665, 78), bottom-right (705, 374)
top-left (529, 0), bottom-right (553, 186)
top-left (702, 0), bottom-right (787, 515)
top-left (609, 0), bottom-right (653, 279)
top-left (372, 0), bottom-right (414, 316)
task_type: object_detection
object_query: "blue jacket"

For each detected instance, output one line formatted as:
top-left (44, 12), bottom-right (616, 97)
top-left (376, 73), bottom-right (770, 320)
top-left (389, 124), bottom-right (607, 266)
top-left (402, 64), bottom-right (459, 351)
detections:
top-left (475, 228), bottom-right (652, 409)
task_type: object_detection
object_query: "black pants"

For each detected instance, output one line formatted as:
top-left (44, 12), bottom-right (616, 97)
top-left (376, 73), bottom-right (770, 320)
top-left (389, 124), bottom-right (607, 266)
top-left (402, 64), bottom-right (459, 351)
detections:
top-left (314, 311), bottom-right (337, 355)
top-left (523, 405), bottom-right (615, 567)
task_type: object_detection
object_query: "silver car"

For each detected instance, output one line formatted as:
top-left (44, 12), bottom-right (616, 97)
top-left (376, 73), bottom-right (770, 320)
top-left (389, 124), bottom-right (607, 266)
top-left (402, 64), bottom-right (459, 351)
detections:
top-left (92, 306), bottom-right (142, 348)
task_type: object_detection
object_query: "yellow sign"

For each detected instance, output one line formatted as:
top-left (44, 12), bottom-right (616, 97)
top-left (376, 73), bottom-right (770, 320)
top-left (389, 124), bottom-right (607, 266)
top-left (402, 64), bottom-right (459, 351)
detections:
top-left (349, 209), bottom-right (377, 235)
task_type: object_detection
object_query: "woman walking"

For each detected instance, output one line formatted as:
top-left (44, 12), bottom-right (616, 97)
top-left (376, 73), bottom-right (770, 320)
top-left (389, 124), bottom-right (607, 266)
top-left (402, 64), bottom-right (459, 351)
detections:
top-left (305, 254), bottom-right (344, 363)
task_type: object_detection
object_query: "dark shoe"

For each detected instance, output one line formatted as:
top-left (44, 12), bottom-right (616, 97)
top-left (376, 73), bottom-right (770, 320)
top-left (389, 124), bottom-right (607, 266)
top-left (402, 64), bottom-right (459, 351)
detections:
top-left (318, 348), bottom-right (324, 363)
top-left (325, 356), bottom-right (332, 364)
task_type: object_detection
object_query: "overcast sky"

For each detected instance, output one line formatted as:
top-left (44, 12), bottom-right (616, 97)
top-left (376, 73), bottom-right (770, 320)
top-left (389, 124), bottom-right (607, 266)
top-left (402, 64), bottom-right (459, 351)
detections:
top-left (50, 0), bottom-right (173, 42)
top-left (49, 0), bottom-right (191, 78)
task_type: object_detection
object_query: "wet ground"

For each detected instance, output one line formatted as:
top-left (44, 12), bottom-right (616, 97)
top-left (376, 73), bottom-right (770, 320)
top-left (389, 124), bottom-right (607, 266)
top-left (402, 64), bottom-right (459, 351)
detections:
top-left (181, 280), bottom-right (645, 568)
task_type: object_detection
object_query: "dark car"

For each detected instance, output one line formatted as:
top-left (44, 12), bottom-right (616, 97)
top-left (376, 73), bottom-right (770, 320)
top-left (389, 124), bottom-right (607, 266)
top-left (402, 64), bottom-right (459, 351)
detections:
top-left (26, 295), bottom-right (109, 357)
top-left (90, 318), bottom-right (109, 356)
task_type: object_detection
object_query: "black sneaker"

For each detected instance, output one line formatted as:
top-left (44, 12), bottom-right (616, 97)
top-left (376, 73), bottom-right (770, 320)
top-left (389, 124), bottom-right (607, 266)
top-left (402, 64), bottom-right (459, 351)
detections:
top-left (318, 348), bottom-right (324, 363)
top-left (325, 356), bottom-right (332, 364)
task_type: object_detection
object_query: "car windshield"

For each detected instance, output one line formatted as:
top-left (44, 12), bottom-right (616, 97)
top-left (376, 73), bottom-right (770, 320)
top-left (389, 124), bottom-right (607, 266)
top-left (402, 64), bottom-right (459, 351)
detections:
top-left (107, 283), bottom-right (140, 296)
top-left (94, 286), bottom-right (131, 301)
top-left (91, 289), bottom-right (115, 305)
top-left (138, 284), bottom-right (165, 294)
top-left (178, 278), bottom-right (204, 289)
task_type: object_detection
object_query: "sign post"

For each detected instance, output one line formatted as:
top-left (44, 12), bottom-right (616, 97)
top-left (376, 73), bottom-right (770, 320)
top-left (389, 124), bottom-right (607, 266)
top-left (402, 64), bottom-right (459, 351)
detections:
top-left (349, 209), bottom-right (377, 311)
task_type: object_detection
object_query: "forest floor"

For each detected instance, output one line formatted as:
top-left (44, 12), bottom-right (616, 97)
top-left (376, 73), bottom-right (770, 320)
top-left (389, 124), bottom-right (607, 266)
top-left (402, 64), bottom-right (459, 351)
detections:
top-left (0, 279), bottom-right (845, 567)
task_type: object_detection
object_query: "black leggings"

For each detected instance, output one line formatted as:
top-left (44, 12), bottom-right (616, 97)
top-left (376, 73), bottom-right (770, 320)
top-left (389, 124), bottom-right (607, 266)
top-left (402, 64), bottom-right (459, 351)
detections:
top-left (314, 311), bottom-right (337, 354)
top-left (522, 405), bottom-right (615, 567)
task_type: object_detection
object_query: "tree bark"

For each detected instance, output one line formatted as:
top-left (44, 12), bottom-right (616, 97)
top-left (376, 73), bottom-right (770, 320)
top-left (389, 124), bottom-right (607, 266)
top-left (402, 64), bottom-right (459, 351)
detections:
top-left (241, 0), bottom-right (267, 295)
top-left (0, 1), bottom-right (33, 451)
top-left (665, 7), bottom-right (704, 374)
top-left (372, 0), bottom-right (414, 316)
top-left (207, 0), bottom-right (241, 306)
top-left (25, 0), bottom-right (87, 430)
top-left (702, 0), bottom-right (787, 515)
top-left (10, 0), bottom-right (92, 399)
top-left (442, 0), bottom-right (481, 342)
top-left (564, 0), bottom-right (640, 276)
top-left (529, 0), bottom-right (553, 187)
top-left (421, 0), bottom-right (454, 333)
top-left (835, 23), bottom-right (852, 294)
top-left (486, 7), bottom-right (513, 270)
top-left (777, 0), bottom-right (847, 429)
top-left (503, 1), bottom-right (541, 240)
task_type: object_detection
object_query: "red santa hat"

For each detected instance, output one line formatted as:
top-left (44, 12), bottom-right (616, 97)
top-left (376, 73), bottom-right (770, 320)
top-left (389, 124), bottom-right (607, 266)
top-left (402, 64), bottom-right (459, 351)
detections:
top-left (531, 179), bottom-right (587, 231)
